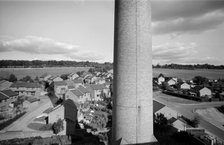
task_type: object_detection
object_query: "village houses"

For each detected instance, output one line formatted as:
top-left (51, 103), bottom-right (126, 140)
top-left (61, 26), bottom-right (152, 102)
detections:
top-left (54, 81), bottom-right (68, 99)
top-left (67, 73), bottom-right (79, 80)
top-left (0, 90), bottom-right (18, 111)
top-left (0, 80), bottom-right (12, 91)
top-left (48, 76), bottom-right (63, 85)
top-left (10, 82), bottom-right (41, 97)
top-left (158, 74), bottom-right (165, 85)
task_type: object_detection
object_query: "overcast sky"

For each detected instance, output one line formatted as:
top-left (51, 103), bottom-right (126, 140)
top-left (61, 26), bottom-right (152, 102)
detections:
top-left (0, 0), bottom-right (224, 65)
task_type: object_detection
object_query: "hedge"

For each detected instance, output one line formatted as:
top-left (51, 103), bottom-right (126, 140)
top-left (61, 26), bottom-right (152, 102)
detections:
top-left (0, 112), bottom-right (26, 130)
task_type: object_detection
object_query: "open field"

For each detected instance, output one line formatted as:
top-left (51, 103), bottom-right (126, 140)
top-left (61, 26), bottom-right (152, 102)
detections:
top-left (0, 67), bottom-right (90, 79)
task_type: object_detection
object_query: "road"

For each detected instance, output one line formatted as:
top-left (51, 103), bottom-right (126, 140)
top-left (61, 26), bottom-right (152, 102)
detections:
top-left (0, 96), bottom-right (54, 140)
top-left (154, 91), bottom-right (224, 141)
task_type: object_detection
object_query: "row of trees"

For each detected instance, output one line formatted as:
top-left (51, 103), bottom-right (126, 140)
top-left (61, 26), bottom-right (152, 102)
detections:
top-left (154, 63), bottom-right (224, 69)
top-left (0, 60), bottom-right (113, 69)
top-left (3, 74), bottom-right (39, 83)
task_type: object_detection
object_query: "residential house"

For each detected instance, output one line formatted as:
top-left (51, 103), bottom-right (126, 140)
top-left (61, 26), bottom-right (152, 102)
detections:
top-left (167, 78), bottom-right (176, 86)
top-left (86, 84), bottom-right (109, 101)
top-left (48, 76), bottom-right (63, 84)
top-left (192, 86), bottom-right (212, 98)
top-left (23, 97), bottom-right (40, 109)
top-left (84, 76), bottom-right (92, 84)
top-left (66, 79), bottom-right (83, 91)
top-left (155, 105), bottom-right (180, 120)
top-left (0, 80), bottom-right (12, 91)
top-left (180, 82), bottom-right (191, 90)
top-left (54, 81), bottom-right (68, 99)
top-left (10, 82), bottom-right (41, 97)
top-left (77, 86), bottom-right (92, 101)
top-left (94, 77), bottom-right (106, 84)
top-left (68, 73), bottom-right (79, 80)
top-left (0, 90), bottom-right (18, 111)
top-left (47, 99), bottom-right (78, 135)
top-left (66, 88), bottom-right (92, 104)
top-left (39, 73), bottom-right (52, 82)
top-left (158, 74), bottom-right (165, 85)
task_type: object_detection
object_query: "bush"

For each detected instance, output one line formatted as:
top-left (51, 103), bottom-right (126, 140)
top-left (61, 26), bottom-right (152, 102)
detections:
top-left (52, 118), bottom-right (64, 134)
top-left (0, 112), bottom-right (26, 130)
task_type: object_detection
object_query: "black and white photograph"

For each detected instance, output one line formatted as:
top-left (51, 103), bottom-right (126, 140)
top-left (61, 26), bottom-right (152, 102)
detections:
top-left (0, 0), bottom-right (224, 144)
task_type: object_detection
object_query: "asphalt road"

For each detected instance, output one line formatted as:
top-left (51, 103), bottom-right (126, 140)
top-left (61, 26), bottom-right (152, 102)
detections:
top-left (3, 96), bottom-right (53, 132)
top-left (154, 91), bottom-right (224, 141)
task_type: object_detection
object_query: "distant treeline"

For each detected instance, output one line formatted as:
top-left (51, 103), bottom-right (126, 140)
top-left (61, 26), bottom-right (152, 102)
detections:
top-left (0, 60), bottom-right (113, 70)
top-left (153, 63), bottom-right (224, 69)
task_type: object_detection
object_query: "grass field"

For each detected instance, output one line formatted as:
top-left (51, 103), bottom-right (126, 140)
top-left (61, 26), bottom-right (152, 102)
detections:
top-left (0, 67), bottom-right (90, 79)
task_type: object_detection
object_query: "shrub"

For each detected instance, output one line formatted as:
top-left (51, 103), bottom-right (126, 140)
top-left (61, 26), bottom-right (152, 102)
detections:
top-left (52, 118), bottom-right (64, 134)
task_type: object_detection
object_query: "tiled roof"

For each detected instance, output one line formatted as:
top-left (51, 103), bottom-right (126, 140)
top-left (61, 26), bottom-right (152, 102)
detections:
top-left (54, 81), bottom-right (67, 86)
top-left (77, 86), bottom-right (90, 94)
top-left (73, 79), bottom-right (83, 84)
top-left (153, 100), bottom-right (165, 113)
top-left (0, 92), bottom-right (8, 101)
top-left (1, 90), bottom-right (18, 97)
top-left (27, 97), bottom-right (40, 103)
top-left (158, 73), bottom-right (165, 78)
top-left (10, 82), bottom-right (41, 88)
top-left (86, 84), bottom-right (106, 90)
top-left (0, 80), bottom-right (7, 84)
top-left (68, 85), bottom-right (75, 90)
top-left (71, 89), bottom-right (84, 97)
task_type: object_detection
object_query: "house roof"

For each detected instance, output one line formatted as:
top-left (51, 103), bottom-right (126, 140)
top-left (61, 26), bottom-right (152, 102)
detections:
top-left (158, 73), bottom-right (165, 78)
top-left (73, 79), bottom-right (83, 84)
top-left (48, 76), bottom-right (61, 81)
top-left (54, 81), bottom-right (67, 86)
top-left (71, 89), bottom-right (84, 97)
top-left (68, 73), bottom-right (78, 77)
top-left (68, 85), bottom-right (75, 90)
top-left (86, 84), bottom-right (106, 90)
top-left (77, 86), bottom-right (90, 94)
top-left (0, 80), bottom-right (7, 84)
top-left (153, 100), bottom-right (165, 114)
top-left (0, 92), bottom-right (9, 101)
top-left (1, 90), bottom-right (18, 97)
top-left (10, 82), bottom-right (41, 88)
top-left (27, 97), bottom-right (40, 103)
top-left (40, 73), bottom-right (49, 78)
top-left (192, 86), bottom-right (210, 92)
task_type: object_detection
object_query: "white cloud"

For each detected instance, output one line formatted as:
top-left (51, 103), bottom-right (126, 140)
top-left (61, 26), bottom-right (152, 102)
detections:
top-left (153, 42), bottom-right (197, 62)
top-left (0, 35), bottom-right (105, 61)
top-left (153, 8), bottom-right (224, 35)
top-left (152, 42), bottom-right (223, 65)
top-left (66, 51), bottom-right (104, 61)
top-left (0, 36), bottom-right (79, 54)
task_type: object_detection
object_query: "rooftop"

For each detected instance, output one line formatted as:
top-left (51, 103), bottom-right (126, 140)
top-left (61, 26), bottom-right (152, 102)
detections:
top-left (1, 90), bottom-right (18, 97)
top-left (54, 81), bottom-right (67, 86)
top-left (10, 82), bottom-right (41, 88)
top-left (71, 89), bottom-right (84, 97)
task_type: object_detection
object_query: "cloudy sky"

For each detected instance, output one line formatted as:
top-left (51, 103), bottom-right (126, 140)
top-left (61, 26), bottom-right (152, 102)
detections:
top-left (0, 0), bottom-right (224, 65)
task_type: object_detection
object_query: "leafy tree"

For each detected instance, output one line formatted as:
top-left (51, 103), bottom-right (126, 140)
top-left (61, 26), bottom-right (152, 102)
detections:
top-left (20, 75), bottom-right (34, 82)
top-left (155, 113), bottom-right (168, 126)
top-left (34, 76), bottom-right (39, 82)
top-left (192, 76), bottom-right (209, 85)
top-left (88, 68), bottom-right (95, 74)
top-left (60, 74), bottom-right (69, 80)
top-left (191, 117), bottom-right (199, 127)
top-left (8, 74), bottom-right (17, 82)
top-left (52, 118), bottom-right (64, 134)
